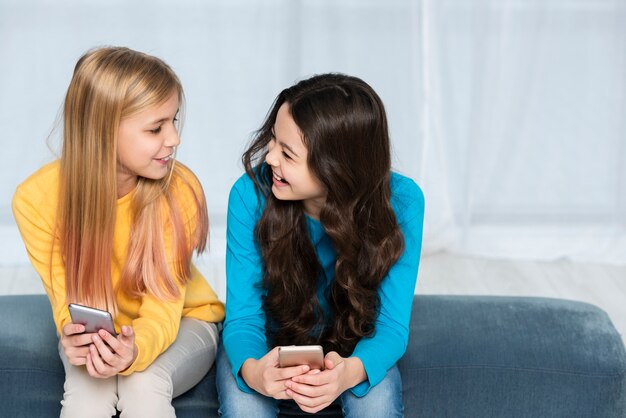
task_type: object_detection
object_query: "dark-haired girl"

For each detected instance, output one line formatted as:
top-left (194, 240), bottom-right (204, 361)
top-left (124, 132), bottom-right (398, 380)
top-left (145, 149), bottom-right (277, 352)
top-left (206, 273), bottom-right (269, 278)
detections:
top-left (217, 73), bottom-right (424, 417)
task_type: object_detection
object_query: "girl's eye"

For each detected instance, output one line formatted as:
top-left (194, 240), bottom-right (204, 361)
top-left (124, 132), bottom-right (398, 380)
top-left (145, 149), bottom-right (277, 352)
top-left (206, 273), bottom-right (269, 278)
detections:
top-left (150, 126), bottom-right (162, 134)
top-left (282, 151), bottom-right (292, 160)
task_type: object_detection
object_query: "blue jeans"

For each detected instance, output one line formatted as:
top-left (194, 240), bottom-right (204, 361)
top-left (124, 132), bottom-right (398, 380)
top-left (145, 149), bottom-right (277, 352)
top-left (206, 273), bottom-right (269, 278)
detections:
top-left (216, 342), bottom-right (404, 417)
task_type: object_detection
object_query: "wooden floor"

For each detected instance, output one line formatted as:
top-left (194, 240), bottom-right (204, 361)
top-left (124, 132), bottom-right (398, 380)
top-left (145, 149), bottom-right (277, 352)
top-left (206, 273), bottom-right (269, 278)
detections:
top-left (1, 251), bottom-right (624, 343)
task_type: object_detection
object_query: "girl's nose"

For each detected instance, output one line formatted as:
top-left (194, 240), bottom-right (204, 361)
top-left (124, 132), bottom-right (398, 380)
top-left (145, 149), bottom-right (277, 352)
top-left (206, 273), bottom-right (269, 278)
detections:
top-left (265, 148), bottom-right (279, 166)
top-left (165, 129), bottom-right (180, 148)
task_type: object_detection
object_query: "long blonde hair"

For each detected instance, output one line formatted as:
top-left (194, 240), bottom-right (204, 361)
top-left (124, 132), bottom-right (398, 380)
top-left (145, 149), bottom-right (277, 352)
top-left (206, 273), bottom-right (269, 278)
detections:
top-left (59, 46), bottom-right (208, 311)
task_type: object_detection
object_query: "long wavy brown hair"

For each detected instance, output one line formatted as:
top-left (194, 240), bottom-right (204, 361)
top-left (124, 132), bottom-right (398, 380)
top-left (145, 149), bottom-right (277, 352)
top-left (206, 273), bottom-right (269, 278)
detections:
top-left (243, 73), bottom-right (404, 356)
top-left (59, 47), bottom-right (208, 312)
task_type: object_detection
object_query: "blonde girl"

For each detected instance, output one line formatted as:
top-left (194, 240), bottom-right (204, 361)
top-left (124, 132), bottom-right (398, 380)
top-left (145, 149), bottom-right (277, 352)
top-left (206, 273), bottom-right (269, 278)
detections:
top-left (12, 47), bottom-right (224, 417)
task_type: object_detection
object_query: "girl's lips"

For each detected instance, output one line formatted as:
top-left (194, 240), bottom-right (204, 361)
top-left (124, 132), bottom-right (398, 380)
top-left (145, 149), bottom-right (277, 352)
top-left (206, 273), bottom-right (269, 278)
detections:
top-left (154, 154), bottom-right (173, 165)
top-left (272, 171), bottom-right (289, 187)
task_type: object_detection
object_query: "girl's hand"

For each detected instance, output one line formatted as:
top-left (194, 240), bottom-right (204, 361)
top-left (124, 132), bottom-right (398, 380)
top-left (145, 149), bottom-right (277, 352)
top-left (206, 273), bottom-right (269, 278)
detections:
top-left (61, 323), bottom-right (94, 366)
top-left (85, 325), bottom-right (138, 378)
top-left (241, 347), bottom-right (311, 399)
top-left (285, 352), bottom-right (367, 414)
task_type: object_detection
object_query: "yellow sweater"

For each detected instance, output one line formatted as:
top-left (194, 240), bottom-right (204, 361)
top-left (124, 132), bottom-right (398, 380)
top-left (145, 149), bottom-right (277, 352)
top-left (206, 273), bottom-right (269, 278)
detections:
top-left (12, 161), bottom-right (225, 374)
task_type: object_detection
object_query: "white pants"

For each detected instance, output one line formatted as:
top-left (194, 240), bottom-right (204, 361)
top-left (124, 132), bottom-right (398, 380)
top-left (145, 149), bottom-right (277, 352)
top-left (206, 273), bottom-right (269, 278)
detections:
top-left (58, 318), bottom-right (219, 418)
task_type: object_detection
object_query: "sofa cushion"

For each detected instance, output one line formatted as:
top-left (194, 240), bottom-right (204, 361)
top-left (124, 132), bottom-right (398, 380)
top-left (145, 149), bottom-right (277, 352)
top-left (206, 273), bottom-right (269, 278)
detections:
top-left (1, 294), bottom-right (64, 416)
top-left (1, 294), bottom-right (625, 417)
top-left (401, 295), bottom-right (626, 417)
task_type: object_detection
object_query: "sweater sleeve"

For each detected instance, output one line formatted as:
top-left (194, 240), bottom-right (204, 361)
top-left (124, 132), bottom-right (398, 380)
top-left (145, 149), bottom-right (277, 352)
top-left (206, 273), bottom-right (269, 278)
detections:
top-left (222, 176), bottom-right (268, 393)
top-left (12, 181), bottom-right (72, 334)
top-left (120, 278), bottom-right (187, 375)
top-left (350, 179), bottom-right (425, 396)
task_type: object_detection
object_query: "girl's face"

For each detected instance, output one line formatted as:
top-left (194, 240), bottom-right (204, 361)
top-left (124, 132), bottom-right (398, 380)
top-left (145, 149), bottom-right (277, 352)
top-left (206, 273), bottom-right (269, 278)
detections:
top-left (265, 103), bottom-right (327, 219)
top-left (116, 91), bottom-right (180, 197)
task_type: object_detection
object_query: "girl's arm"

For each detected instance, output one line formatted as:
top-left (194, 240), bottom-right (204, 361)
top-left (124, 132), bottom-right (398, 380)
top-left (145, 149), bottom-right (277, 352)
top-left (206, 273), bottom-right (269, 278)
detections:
top-left (349, 178), bottom-right (425, 396)
top-left (222, 175), bottom-right (271, 392)
top-left (12, 169), bottom-right (72, 333)
top-left (118, 283), bottom-right (187, 374)
top-left (13, 174), bottom-right (185, 374)
top-left (226, 179), bottom-right (314, 401)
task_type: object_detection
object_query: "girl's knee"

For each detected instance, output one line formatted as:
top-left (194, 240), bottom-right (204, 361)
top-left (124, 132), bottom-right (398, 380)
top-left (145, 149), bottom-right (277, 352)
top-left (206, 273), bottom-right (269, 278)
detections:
top-left (61, 388), bottom-right (118, 418)
top-left (117, 370), bottom-right (175, 416)
top-left (61, 373), bottom-right (118, 418)
top-left (218, 391), bottom-right (277, 418)
top-left (342, 392), bottom-right (404, 418)
top-left (341, 368), bottom-right (403, 418)
top-left (120, 368), bottom-right (173, 395)
top-left (216, 359), bottom-right (277, 417)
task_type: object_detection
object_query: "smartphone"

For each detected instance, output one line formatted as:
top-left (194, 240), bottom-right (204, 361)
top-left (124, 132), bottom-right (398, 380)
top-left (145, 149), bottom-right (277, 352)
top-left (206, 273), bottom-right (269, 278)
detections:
top-left (68, 303), bottom-right (117, 336)
top-left (278, 345), bottom-right (324, 370)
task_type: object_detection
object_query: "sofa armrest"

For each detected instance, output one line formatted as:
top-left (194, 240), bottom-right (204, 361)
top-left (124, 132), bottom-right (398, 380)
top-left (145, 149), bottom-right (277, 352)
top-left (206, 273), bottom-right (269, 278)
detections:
top-left (401, 295), bottom-right (626, 417)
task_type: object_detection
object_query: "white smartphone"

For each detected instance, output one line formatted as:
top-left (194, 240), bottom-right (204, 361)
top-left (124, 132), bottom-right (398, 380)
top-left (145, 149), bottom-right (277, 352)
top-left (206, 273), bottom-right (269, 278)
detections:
top-left (278, 345), bottom-right (325, 370)
top-left (68, 303), bottom-right (117, 336)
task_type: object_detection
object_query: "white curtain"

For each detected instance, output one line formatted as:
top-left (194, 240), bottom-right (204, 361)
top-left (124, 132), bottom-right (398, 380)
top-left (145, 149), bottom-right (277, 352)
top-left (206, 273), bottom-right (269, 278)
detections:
top-left (418, 0), bottom-right (626, 264)
top-left (0, 0), bottom-right (624, 288)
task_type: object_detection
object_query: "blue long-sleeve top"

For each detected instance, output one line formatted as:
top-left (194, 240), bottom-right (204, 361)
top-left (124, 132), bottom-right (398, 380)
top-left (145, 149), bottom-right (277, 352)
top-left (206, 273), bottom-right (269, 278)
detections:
top-left (223, 170), bottom-right (425, 396)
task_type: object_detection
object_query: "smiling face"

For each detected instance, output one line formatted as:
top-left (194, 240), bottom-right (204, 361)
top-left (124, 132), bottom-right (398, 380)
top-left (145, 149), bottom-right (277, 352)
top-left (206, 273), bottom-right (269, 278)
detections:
top-left (265, 103), bottom-right (327, 219)
top-left (116, 90), bottom-right (180, 197)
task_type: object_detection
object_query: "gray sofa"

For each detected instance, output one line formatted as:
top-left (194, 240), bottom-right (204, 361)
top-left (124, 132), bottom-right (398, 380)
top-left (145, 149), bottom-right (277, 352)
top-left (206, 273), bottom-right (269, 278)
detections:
top-left (1, 294), bottom-right (625, 417)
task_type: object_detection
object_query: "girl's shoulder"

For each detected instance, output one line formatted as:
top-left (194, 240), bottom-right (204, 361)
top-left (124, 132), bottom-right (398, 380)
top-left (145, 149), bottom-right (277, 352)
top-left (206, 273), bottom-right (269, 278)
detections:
top-left (231, 171), bottom-right (258, 195)
top-left (229, 171), bottom-right (265, 216)
top-left (170, 162), bottom-right (204, 198)
top-left (14, 160), bottom-right (60, 205)
top-left (389, 172), bottom-right (425, 220)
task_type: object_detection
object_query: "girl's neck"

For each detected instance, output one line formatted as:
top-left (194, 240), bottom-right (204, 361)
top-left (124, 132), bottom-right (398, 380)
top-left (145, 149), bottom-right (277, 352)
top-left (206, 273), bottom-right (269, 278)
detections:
top-left (303, 197), bottom-right (325, 221)
top-left (117, 174), bottom-right (138, 199)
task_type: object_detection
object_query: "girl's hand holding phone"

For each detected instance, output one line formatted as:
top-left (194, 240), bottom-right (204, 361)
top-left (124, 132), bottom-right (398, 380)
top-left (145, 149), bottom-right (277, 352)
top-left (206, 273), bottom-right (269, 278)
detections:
top-left (285, 352), bottom-right (367, 414)
top-left (61, 322), bottom-right (95, 366)
top-left (241, 347), bottom-right (311, 400)
top-left (85, 325), bottom-right (138, 379)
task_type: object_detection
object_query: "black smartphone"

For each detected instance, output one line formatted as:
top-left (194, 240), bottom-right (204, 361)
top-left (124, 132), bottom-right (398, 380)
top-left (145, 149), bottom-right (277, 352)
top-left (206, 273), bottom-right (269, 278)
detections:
top-left (68, 303), bottom-right (117, 336)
